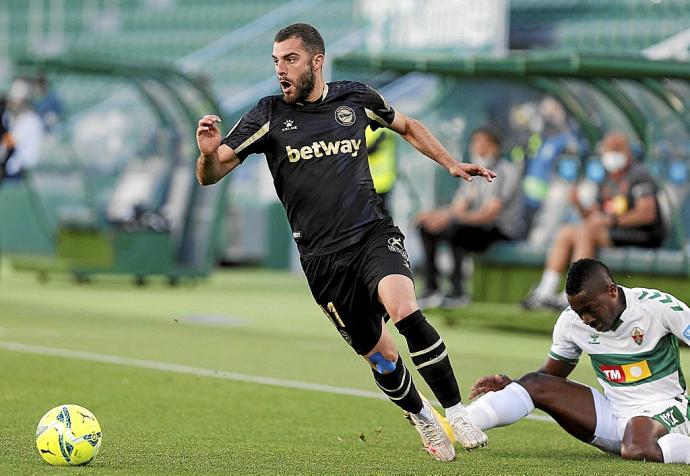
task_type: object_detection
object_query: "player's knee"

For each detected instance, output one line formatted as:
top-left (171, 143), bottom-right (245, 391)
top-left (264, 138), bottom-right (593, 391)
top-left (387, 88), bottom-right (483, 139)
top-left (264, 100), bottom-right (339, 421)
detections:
top-left (389, 301), bottom-right (419, 323)
top-left (368, 350), bottom-right (398, 374)
top-left (515, 372), bottom-right (551, 404)
top-left (620, 442), bottom-right (663, 462)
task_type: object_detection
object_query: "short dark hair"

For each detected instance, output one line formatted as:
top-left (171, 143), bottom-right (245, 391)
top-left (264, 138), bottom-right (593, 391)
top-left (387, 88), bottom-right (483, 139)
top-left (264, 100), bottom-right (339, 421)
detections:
top-left (565, 258), bottom-right (615, 296)
top-left (275, 23), bottom-right (325, 57)
top-left (472, 125), bottom-right (502, 148)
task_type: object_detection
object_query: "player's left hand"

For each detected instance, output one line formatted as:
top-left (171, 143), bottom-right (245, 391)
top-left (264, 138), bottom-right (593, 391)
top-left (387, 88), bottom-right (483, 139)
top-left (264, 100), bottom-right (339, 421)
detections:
top-left (449, 163), bottom-right (496, 183)
top-left (469, 374), bottom-right (512, 399)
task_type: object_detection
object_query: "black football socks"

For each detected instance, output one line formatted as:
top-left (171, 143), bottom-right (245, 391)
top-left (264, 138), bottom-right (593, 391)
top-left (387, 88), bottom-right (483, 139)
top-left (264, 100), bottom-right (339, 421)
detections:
top-left (395, 310), bottom-right (461, 408)
top-left (371, 353), bottom-right (423, 413)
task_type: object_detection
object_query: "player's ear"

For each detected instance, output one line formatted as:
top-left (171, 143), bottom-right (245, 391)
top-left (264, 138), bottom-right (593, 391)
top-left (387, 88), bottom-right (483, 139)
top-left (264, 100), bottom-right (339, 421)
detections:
top-left (312, 53), bottom-right (324, 71)
top-left (607, 282), bottom-right (617, 297)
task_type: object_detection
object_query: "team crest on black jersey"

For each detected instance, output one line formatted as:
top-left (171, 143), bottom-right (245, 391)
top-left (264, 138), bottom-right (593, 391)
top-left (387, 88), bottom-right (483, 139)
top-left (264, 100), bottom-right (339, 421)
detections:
top-left (335, 105), bottom-right (355, 126)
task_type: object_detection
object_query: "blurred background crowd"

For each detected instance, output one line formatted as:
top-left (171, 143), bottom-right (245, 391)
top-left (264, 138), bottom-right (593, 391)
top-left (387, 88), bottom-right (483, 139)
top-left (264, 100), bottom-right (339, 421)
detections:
top-left (0, 0), bottom-right (689, 305)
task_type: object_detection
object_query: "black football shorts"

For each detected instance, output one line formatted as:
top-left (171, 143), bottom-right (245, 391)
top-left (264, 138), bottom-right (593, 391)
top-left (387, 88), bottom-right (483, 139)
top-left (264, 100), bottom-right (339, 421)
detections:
top-left (300, 218), bottom-right (414, 355)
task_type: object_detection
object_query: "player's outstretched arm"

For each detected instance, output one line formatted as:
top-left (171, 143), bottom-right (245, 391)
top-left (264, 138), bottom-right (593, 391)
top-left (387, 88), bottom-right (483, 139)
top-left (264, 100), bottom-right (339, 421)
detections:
top-left (469, 358), bottom-right (575, 400)
top-left (196, 114), bottom-right (241, 185)
top-left (469, 374), bottom-right (513, 399)
top-left (388, 111), bottom-right (496, 183)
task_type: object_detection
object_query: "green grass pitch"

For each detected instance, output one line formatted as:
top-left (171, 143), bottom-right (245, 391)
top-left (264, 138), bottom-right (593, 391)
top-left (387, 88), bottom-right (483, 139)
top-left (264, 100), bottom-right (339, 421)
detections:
top-left (0, 267), bottom-right (688, 474)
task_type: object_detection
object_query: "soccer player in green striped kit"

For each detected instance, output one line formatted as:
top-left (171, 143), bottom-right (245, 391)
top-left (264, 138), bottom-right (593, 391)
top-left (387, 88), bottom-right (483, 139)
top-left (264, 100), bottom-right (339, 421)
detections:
top-left (468, 258), bottom-right (690, 464)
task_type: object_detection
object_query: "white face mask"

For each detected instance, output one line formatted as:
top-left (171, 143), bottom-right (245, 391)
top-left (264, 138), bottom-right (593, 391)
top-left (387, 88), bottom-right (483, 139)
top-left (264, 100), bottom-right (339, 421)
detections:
top-left (602, 151), bottom-right (628, 173)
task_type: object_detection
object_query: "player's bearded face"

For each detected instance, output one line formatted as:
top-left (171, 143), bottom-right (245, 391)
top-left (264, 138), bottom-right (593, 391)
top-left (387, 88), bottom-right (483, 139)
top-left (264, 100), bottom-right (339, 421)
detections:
top-left (281, 63), bottom-right (315, 104)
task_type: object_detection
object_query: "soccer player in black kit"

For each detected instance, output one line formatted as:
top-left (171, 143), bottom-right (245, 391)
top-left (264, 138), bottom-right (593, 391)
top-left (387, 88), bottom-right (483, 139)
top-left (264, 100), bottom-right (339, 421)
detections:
top-left (196, 23), bottom-right (496, 462)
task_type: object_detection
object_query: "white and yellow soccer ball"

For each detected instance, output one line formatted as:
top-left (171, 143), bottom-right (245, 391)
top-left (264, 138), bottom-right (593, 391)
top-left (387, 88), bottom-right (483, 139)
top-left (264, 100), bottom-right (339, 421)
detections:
top-left (35, 404), bottom-right (102, 466)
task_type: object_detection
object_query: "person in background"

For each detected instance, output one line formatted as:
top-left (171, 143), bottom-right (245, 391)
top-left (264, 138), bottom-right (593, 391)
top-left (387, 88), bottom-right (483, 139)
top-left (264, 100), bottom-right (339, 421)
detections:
top-left (366, 125), bottom-right (397, 208)
top-left (416, 126), bottom-right (525, 308)
top-left (4, 79), bottom-right (44, 179)
top-left (33, 75), bottom-right (64, 132)
top-left (522, 132), bottom-right (664, 311)
top-left (0, 95), bottom-right (15, 180)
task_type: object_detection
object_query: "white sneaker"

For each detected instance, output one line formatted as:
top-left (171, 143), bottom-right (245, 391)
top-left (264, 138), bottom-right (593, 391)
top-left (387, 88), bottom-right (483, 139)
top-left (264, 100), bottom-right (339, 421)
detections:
top-left (448, 405), bottom-right (488, 450)
top-left (405, 400), bottom-right (456, 462)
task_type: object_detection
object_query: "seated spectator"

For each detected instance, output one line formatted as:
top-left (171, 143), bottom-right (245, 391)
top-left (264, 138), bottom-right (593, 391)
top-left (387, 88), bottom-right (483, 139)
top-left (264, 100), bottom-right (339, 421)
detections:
top-left (522, 131), bottom-right (665, 311)
top-left (416, 126), bottom-right (525, 308)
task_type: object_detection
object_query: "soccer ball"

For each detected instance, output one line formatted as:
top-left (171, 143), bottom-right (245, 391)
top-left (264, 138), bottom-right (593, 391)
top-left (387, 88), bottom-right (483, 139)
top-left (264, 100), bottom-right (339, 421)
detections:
top-left (35, 404), bottom-right (102, 466)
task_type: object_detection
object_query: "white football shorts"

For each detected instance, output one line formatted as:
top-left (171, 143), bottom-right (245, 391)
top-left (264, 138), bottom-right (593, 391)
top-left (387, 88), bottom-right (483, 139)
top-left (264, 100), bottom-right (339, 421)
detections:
top-left (589, 387), bottom-right (690, 454)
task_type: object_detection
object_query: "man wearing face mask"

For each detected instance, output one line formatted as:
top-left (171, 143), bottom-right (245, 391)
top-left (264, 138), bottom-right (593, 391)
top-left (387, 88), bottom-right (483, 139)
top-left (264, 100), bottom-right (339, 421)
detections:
top-left (523, 131), bottom-right (664, 311)
top-left (416, 126), bottom-right (525, 308)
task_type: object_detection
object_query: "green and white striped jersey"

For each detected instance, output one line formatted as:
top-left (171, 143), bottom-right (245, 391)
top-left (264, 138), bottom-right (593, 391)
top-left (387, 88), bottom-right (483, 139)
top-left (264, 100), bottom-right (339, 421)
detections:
top-left (549, 286), bottom-right (690, 418)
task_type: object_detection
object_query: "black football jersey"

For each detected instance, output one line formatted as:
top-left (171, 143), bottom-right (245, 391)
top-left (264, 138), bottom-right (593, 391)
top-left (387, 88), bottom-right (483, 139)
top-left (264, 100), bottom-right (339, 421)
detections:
top-left (221, 81), bottom-right (396, 256)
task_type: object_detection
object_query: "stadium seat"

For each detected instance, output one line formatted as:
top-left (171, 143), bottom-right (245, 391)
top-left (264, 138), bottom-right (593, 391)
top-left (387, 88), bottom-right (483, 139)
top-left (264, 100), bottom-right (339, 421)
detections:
top-left (510, 0), bottom-right (690, 52)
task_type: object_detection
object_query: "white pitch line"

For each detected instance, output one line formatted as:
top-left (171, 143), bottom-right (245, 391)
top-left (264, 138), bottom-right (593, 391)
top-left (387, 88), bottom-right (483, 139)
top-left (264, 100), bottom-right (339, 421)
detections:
top-left (0, 340), bottom-right (553, 423)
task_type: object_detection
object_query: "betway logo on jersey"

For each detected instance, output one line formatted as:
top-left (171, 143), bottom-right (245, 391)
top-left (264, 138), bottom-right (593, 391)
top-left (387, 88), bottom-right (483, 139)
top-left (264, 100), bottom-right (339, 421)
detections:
top-left (599, 360), bottom-right (651, 383)
top-left (286, 139), bottom-right (362, 163)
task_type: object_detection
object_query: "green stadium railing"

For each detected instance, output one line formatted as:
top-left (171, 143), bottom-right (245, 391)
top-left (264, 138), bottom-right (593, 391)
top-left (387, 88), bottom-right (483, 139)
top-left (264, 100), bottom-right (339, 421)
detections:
top-left (5, 57), bottom-right (228, 283)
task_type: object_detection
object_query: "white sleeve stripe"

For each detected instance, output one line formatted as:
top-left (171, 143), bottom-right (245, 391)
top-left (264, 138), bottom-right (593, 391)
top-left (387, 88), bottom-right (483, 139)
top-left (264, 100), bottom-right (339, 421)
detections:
top-left (548, 351), bottom-right (579, 364)
top-left (225, 118), bottom-right (242, 138)
top-left (365, 108), bottom-right (390, 127)
top-left (233, 121), bottom-right (270, 155)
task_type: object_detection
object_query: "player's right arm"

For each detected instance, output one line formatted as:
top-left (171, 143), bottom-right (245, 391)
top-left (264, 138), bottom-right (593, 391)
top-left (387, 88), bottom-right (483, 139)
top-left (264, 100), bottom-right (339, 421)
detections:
top-left (469, 358), bottom-right (576, 399)
top-left (196, 114), bottom-right (241, 185)
top-left (536, 357), bottom-right (576, 378)
top-left (469, 311), bottom-right (580, 399)
top-left (389, 111), bottom-right (496, 183)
